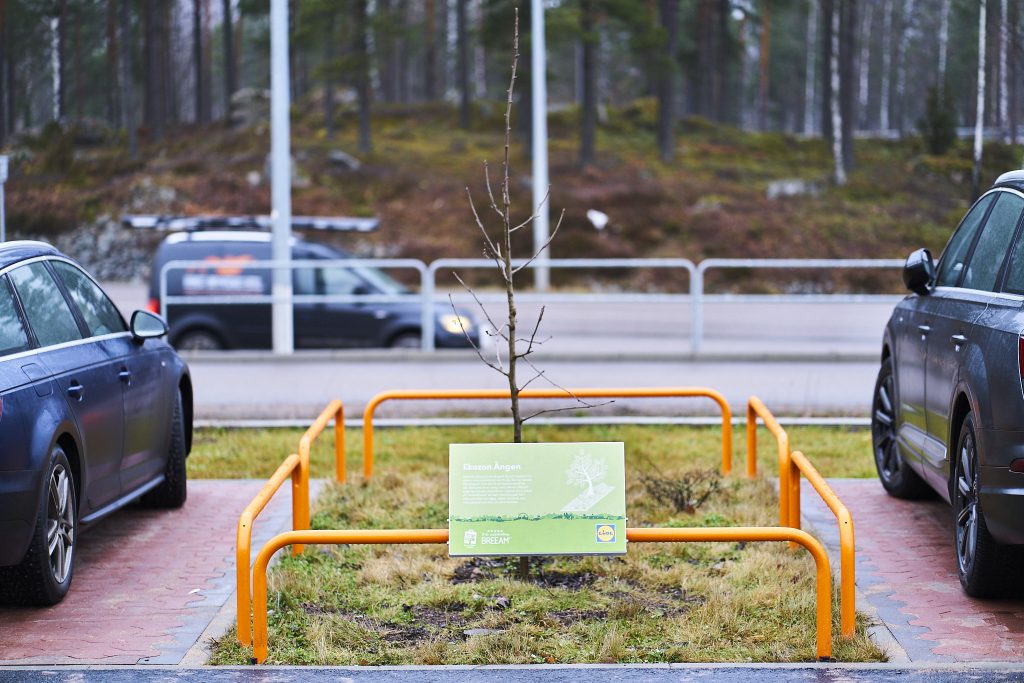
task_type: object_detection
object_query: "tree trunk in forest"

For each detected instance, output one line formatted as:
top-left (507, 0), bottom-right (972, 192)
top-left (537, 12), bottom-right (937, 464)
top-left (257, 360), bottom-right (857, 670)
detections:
top-left (73, 5), bottom-right (82, 120)
top-left (714, 0), bottom-right (728, 120)
top-left (354, 0), bottom-right (372, 153)
top-left (56, 0), bottom-right (66, 120)
top-left (324, 7), bottom-right (335, 138)
top-left (840, 0), bottom-right (856, 170)
top-left (378, 0), bottom-right (397, 103)
top-left (894, 0), bottom-right (915, 134)
top-left (579, 0), bottom-right (597, 168)
top-left (457, 0), bottom-right (470, 127)
top-left (973, 0), bottom-right (987, 200)
top-left (857, 1), bottom-right (871, 129)
top-left (194, 0), bottom-right (205, 123)
top-left (822, 0), bottom-right (833, 140)
top-left (938, 0), bottom-right (950, 89)
top-left (425, 0), bottom-right (437, 100)
top-left (696, 0), bottom-right (712, 118)
top-left (758, 1), bottom-right (770, 131)
top-left (4, 15), bottom-right (13, 137)
top-left (120, 0), bottom-right (137, 157)
top-left (162, 1), bottom-right (176, 126)
top-left (656, 0), bottom-right (679, 161)
top-left (221, 0), bottom-right (235, 122)
top-left (804, 0), bottom-right (817, 135)
top-left (1011, 1), bottom-right (1019, 145)
top-left (830, 0), bottom-right (846, 185)
top-left (879, 0), bottom-right (893, 131)
top-left (107, 0), bottom-right (119, 126)
top-left (999, 0), bottom-right (1008, 139)
top-left (0, 0), bottom-right (6, 145)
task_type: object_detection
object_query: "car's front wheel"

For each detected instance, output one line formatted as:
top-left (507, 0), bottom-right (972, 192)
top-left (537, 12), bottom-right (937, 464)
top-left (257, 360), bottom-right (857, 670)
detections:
top-left (872, 357), bottom-right (929, 498)
top-left (953, 413), bottom-right (1017, 597)
top-left (0, 445), bottom-right (77, 606)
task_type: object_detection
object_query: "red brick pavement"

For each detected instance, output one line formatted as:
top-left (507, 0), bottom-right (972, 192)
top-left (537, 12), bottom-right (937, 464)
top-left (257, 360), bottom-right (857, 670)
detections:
top-left (0, 480), bottom-right (294, 665)
top-left (805, 479), bottom-right (1024, 663)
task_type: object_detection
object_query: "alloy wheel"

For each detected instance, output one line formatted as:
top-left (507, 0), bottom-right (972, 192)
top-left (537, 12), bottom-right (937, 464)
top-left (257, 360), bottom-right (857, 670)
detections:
top-left (46, 464), bottom-right (74, 584)
top-left (873, 370), bottom-right (900, 482)
top-left (955, 432), bottom-right (980, 575)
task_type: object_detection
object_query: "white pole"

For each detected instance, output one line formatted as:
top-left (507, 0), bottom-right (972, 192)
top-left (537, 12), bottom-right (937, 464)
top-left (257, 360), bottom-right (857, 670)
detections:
top-left (0, 156), bottom-right (7, 242)
top-left (270, 0), bottom-right (293, 354)
top-left (530, 0), bottom-right (550, 291)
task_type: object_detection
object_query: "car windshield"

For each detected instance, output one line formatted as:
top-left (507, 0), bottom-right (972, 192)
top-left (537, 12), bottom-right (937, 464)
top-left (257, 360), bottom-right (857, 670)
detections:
top-left (352, 265), bottom-right (408, 294)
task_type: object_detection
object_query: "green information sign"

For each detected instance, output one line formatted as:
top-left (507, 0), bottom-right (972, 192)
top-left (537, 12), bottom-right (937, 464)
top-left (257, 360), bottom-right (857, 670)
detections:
top-left (449, 442), bottom-right (626, 557)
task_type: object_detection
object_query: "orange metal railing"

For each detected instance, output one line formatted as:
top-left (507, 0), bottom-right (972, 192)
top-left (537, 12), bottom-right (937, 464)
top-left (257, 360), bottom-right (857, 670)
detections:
top-left (746, 395), bottom-right (793, 527)
top-left (235, 453), bottom-right (302, 647)
top-left (293, 400), bottom-right (345, 554)
top-left (359, 387), bottom-right (733, 480)
top-left (791, 450), bottom-right (856, 639)
top-left (250, 526), bottom-right (833, 664)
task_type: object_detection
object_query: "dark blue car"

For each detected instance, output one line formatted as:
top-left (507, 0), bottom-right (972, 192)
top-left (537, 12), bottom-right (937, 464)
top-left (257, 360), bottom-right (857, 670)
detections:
top-left (0, 241), bottom-right (192, 605)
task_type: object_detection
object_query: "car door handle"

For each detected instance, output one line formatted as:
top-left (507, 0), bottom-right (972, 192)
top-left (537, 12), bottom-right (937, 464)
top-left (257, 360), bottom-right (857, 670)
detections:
top-left (951, 334), bottom-right (967, 344)
top-left (918, 324), bottom-right (931, 335)
top-left (66, 382), bottom-right (84, 400)
top-left (118, 368), bottom-right (132, 383)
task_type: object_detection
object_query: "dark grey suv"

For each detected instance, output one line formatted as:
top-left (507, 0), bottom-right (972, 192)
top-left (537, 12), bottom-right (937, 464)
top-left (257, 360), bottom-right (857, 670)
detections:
top-left (873, 171), bottom-right (1024, 596)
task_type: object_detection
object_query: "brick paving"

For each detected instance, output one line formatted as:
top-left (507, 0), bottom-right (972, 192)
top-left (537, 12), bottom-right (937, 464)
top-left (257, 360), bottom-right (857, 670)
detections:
top-left (801, 478), bottom-right (1024, 663)
top-left (0, 479), bottom-right (296, 665)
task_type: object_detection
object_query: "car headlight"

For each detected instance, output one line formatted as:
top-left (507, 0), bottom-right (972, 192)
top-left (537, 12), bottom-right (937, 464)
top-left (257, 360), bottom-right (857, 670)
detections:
top-left (440, 314), bottom-right (473, 335)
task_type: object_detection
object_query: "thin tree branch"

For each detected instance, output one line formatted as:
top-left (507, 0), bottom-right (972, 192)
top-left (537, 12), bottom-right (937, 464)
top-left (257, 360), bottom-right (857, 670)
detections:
top-left (509, 188), bottom-right (552, 234)
top-left (512, 208), bottom-right (565, 275)
top-left (453, 273), bottom-right (510, 343)
top-left (466, 188), bottom-right (504, 270)
top-left (448, 292), bottom-right (507, 376)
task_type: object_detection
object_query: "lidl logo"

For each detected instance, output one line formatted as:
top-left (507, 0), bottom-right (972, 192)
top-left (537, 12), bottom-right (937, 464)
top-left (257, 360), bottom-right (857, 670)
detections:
top-left (595, 524), bottom-right (616, 543)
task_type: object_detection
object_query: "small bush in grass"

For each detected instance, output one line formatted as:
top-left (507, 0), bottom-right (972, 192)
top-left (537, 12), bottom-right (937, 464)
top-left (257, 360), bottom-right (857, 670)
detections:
top-left (638, 468), bottom-right (722, 514)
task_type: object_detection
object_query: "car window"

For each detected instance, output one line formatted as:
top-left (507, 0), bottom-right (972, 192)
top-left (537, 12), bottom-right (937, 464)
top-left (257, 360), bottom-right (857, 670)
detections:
top-left (51, 261), bottom-right (127, 337)
top-left (294, 265), bottom-right (316, 295)
top-left (0, 276), bottom-right (31, 356)
top-left (961, 193), bottom-right (1024, 292)
top-left (318, 267), bottom-right (366, 296)
top-left (8, 262), bottom-right (84, 347)
top-left (935, 193), bottom-right (996, 287)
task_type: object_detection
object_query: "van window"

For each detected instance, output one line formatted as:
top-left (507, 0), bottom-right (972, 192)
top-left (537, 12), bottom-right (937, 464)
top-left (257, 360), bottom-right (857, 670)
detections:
top-left (318, 267), bottom-right (367, 296)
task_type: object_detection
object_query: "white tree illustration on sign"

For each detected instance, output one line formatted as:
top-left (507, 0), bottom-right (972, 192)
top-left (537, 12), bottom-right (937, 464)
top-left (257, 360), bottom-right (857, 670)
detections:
top-left (562, 452), bottom-right (613, 513)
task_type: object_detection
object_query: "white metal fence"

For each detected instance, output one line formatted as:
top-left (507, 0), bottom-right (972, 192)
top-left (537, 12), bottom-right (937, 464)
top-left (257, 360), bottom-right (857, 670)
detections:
top-left (159, 256), bottom-right (906, 353)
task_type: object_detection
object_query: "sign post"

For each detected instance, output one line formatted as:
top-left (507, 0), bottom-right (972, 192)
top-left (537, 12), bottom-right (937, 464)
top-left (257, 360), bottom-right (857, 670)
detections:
top-left (0, 155), bottom-right (7, 242)
top-left (449, 442), bottom-right (626, 557)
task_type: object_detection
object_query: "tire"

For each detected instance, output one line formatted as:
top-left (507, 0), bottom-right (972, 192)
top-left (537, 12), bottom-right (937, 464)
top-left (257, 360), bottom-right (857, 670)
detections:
top-left (952, 413), bottom-right (1017, 597)
top-left (871, 357), bottom-right (930, 498)
top-left (174, 328), bottom-right (224, 351)
top-left (0, 446), bottom-right (77, 606)
top-left (388, 332), bottom-right (422, 349)
top-left (140, 392), bottom-right (187, 509)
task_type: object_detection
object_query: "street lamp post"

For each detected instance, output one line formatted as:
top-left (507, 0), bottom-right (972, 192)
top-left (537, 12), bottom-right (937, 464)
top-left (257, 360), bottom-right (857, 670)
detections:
top-left (270, 0), bottom-right (294, 354)
top-left (531, 0), bottom-right (550, 291)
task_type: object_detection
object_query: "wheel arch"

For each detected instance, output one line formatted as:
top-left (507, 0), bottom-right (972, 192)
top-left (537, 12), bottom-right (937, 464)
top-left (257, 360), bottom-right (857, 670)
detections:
top-left (178, 373), bottom-right (193, 454)
top-left (947, 389), bottom-right (975, 497)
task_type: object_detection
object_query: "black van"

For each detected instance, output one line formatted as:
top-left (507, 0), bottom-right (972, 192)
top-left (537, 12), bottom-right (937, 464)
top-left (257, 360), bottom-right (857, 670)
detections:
top-left (146, 231), bottom-right (478, 350)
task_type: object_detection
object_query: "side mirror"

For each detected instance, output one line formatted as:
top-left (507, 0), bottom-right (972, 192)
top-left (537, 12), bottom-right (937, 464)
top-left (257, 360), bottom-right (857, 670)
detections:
top-left (130, 310), bottom-right (169, 340)
top-left (903, 248), bottom-right (936, 295)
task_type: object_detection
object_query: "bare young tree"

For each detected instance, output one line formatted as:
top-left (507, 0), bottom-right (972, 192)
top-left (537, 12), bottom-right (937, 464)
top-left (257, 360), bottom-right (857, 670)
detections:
top-left (454, 10), bottom-right (606, 445)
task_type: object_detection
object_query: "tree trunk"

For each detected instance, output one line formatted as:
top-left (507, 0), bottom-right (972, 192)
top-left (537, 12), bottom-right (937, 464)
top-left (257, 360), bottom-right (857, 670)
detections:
top-left (830, 0), bottom-right (846, 185)
top-left (938, 0), bottom-right (951, 90)
top-left (973, 0), bottom-right (988, 200)
top-left (162, 0), bottom-right (176, 126)
top-left (879, 0), bottom-right (893, 132)
top-left (120, 0), bottom-right (137, 157)
top-left (4, 12), bottom-right (13, 137)
top-left (193, 0), bottom-right (205, 123)
top-left (378, 0), bottom-right (397, 103)
top-left (840, 0), bottom-right (856, 170)
top-left (221, 0), bottom-right (235, 122)
top-left (758, 1), bottom-right (771, 131)
top-left (696, 0), bottom-right (712, 118)
top-left (999, 0), bottom-right (1008, 139)
top-left (1011, 0), bottom-right (1018, 145)
top-left (656, 0), bottom-right (679, 161)
top-left (714, 0), bottom-right (728, 120)
top-left (457, 0), bottom-right (470, 127)
top-left (106, 0), bottom-right (119, 126)
top-left (0, 0), bottom-right (7, 146)
top-left (857, 0), bottom-right (871, 130)
top-left (324, 7), bottom-right (335, 139)
top-left (804, 0), bottom-right (817, 135)
top-left (893, 0), bottom-right (915, 134)
top-left (425, 0), bottom-right (436, 100)
top-left (354, 0), bottom-right (372, 153)
top-left (56, 0), bottom-right (67, 120)
top-left (579, 0), bottom-right (597, 168)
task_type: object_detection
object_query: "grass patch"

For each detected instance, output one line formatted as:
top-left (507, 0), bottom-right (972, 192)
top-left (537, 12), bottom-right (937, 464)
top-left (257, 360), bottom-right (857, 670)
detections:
top-left (195, 424), bottom-right (882, 664)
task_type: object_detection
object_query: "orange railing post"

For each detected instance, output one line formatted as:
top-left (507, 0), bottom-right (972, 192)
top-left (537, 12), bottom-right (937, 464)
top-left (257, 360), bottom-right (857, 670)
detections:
top-left (791, 450), bottom-right (856, 640)
top-left (361, 387), bottom-right (733, 481)
top-left (250, 526), bottom-right (832, 663)
top-left (747, 396), bottom-right (793, 528)
top-left (295, 399), bottom-right (345, 554)
top-left (235, 453), bottom-right (301, 647)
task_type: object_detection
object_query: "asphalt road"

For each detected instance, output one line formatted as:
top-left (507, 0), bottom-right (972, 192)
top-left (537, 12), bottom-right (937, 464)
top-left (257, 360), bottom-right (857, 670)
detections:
top-left (3, 665), bottom-right (1024, 682)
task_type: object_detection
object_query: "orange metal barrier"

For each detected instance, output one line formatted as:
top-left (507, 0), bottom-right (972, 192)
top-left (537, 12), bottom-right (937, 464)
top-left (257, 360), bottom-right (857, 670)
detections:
top-left (359, 387), bottom-right (733, 480)
top-left (293, 399), bottom-right (345, 554)
top-left (746, 396), bottom-right (793, 527)
top-left (791, 450), bottom-right (856, 640)
top-left (250, 526), bottom-right (833, 663)
top-left (235, 453), bottom-right (302, 647)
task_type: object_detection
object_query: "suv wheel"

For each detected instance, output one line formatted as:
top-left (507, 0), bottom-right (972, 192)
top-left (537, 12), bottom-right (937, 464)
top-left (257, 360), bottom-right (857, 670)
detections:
top-left (872, 358), bottom-right (929, 498)
top-left (389, 332), bottom-right (422, 349)
top-left (0, 445), bottom-right (77, 605)
top-left (953, 413), bottom-right (1016, 597)
top-left (140, 392), bottom-right (188, 509)
top-left (175, 328), bottom-right (224, 351)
